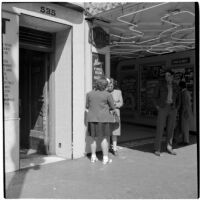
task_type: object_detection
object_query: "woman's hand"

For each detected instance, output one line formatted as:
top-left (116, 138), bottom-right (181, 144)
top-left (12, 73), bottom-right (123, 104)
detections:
top-left (113, 109), bottom-right (118, 116)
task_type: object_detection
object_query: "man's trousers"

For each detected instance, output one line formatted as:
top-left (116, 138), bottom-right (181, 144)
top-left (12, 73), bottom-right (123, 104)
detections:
top-left (154, 104), bottom-right (177, 152)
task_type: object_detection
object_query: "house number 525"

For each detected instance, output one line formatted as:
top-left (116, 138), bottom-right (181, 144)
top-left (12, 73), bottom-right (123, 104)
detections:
top-left (40, 6), bottom-right (56, 16)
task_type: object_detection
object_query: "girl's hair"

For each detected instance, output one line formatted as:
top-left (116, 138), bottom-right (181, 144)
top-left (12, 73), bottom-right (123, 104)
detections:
top-left (110, 78), bottom-right (119, 89)
top-left (96, 77), bottom-right (108, 91)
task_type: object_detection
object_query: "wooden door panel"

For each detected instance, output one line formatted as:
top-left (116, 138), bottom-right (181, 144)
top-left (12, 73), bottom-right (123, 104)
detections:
top-left (20, 49), bottom-right (49, 153)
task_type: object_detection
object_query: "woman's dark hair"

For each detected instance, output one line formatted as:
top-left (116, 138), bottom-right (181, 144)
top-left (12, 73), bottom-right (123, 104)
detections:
top-left (96, 77), bottom-right (108, 91)
top-left (179, 81), bottom-right (186, 89)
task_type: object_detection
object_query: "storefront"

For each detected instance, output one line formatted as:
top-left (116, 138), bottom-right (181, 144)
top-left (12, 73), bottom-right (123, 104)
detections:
top-left (114, 50), bottom-right (196, 132)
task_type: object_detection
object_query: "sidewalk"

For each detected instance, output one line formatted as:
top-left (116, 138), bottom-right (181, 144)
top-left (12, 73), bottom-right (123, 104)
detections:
top-left (5, 136), bottom-right (197, 199)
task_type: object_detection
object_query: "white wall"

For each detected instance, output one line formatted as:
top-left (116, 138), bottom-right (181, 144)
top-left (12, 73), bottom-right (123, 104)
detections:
top-left (3, 11), bottom-right (19, 172)
top-left (72, 19), bottom-right (87, 159)
top-left (54, 29), bottom-right (72, 158)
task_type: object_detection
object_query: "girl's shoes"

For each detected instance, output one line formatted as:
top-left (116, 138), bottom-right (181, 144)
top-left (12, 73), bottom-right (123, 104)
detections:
top-left (91, 156), bottom-right (98, 163)
top-left (113, 150), bottom-right (119, 156)
top-left (102, 158), bottom-right (112, 165)
top-left (110, 149), bottom-right (119, 156)
top-left (91, 157), bottom-right (112, 164)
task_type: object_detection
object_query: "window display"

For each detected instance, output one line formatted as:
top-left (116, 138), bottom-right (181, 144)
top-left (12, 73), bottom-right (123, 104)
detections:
top-left (117, 65), bottom-right (138, 118)
top-left (140, 63), bottom-right (166, 117)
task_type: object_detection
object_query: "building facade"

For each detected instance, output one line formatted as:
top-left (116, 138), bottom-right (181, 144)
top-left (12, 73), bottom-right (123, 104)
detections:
top-left (2, 2), bottom-right (111, 172)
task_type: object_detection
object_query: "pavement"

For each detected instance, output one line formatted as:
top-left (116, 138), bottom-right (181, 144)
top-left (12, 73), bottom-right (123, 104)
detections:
top-left (5, 135), bottom-right (198, 199)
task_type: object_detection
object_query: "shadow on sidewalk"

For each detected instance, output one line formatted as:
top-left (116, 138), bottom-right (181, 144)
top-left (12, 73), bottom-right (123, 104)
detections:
top-left (5, 157), bottom-right (44, 198)
top-left (119, 134), bottom-right (197, 154)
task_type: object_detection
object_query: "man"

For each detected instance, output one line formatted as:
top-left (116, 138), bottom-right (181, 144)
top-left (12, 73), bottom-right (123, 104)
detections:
top-left (153, 69), bottom-right (180, 156)
top-left (178, 81), bottom-right (192, 145)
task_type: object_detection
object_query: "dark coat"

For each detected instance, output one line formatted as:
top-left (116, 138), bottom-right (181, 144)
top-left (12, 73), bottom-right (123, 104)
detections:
top-left (86, 90), bottom-right (115, 123)
top-left (153, 80), bottom-right (181, 109)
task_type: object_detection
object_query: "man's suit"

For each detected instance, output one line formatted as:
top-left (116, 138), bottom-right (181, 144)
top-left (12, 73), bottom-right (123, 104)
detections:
top-left (153, 80), bottom-right (181, 152)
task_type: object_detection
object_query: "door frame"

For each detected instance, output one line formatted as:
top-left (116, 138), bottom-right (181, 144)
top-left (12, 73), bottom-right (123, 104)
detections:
top-left (19, 15), bottom-right (73, 158)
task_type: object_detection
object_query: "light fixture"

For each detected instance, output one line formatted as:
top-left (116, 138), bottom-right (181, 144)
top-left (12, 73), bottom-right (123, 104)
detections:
top-left (110, 34), bottom-right (137, 40)
top-left (171, 27), bottom-right (195, 41)
top-left (108, 4), bottom-right (194, 56)
top-left (113, 2), bottom-right (168, 40)
top-left (110, 49), bottom-right (142, 54)
top-left (147, 41), bottom-right (172, 54)
top-left (137, 10), bottom-right (195, 44)
top-left (147, 49), bottom-right (172, 54)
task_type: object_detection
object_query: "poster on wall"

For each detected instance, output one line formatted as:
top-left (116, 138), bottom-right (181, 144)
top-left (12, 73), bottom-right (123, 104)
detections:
top-left (3, 12), bottom-right (19, 119)
top-left (140, 63), bottom-right (166, 117)
top-left (92, 52), bottom-right (105, 89)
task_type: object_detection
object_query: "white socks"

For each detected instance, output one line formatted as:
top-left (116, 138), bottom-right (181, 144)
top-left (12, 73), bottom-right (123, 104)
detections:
top-left (103, 155), bottom-right (112, 164)
top-left (103, 155), bottom-right (108, 161)
top-left (91, 154), bottom-right (96, 159)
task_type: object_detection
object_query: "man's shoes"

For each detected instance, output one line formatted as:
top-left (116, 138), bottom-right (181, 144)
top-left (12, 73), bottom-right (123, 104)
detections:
top-left (154, 151), bottom-right (161, 156)
top-left (178, 142), bottom-right (189, 146)
top-left (167, 148), bottom-right (177, 155)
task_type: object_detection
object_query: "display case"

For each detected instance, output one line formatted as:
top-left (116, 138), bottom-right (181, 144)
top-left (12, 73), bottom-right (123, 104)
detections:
top-left (117, 65), bottom-right (139, 122)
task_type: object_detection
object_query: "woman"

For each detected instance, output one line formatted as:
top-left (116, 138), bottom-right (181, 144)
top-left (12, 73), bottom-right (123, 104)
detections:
top-left (108, 78), bottom-right (123, 156)
top-left (86, 77), bottom-right (117, 164)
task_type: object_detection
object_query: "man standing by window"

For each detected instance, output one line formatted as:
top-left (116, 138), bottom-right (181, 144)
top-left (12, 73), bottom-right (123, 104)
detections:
top-left (153, 70), bottom-right (181, 156)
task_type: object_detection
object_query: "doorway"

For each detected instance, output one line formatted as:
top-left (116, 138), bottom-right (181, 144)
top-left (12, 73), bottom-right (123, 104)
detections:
top-left (19, 48), bottom-right (49, 155)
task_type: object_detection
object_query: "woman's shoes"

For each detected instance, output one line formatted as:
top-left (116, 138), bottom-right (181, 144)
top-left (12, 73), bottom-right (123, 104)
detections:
top-left (110, 149), bottom-right (119, 156)
top-left (91, 157), bottom-right (112, 164)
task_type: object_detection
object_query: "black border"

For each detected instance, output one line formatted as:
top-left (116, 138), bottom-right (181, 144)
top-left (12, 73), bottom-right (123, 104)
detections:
top-left (195, 2), bottom-right (199, 198)
top-left (2, 5), bottom-right (6, 198)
